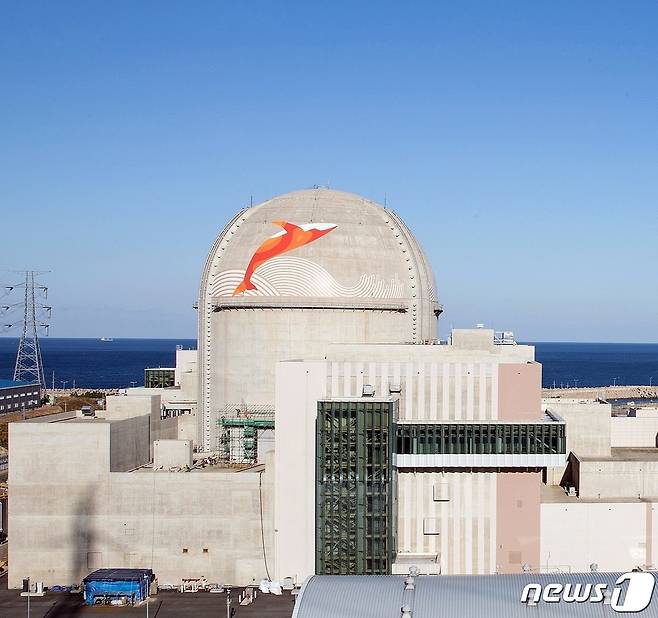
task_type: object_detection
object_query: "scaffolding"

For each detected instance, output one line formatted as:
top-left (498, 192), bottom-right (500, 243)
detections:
top-left (216, 404), bottom-right (274, 465)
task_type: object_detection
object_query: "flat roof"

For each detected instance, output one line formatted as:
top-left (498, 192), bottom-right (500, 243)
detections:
top-left (577, 447), bottom-right (658, 462)
top-left (24, 411), bottom-right (118, 424)
top-left (134, 462), bottom-right (266, 474)
top-left (0, 379), bottom-right (38, 388)
top-left (540, 483), bottom-right (650, 504)
top-left (319, 396), bottom-right (397, 403)
top-left (400, 411), bottom-right (562, 425)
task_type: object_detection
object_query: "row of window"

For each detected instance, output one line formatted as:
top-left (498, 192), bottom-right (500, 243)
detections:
top-left (395, 422), bottom-right (566, 456)
top-left (0, 400), bottom-right (40, 412)
top-left (0, 391), bottom-right (39, 400)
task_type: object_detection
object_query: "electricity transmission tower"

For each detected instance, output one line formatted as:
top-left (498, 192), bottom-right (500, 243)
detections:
top-left (1, 271), bottom-right (51, 387)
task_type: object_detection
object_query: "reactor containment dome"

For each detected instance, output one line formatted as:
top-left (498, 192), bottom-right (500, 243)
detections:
top-left (197, 188), bottom-right (441, 451)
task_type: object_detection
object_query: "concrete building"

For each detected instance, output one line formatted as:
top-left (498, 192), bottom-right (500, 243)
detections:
top-left (197, 188), bottom-right (440, 452)
top-left (612, 406), bottom-right (658, 448)
top-left (274, 330), bottom-right (566, 581)
top-left (8, 395), bottom-right (274, 588)
top-left (8, 188), bottom-right (658, 590)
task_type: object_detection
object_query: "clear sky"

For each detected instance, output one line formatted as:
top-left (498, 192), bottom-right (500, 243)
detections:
top-left (1, 2), bottom-right (657, 341)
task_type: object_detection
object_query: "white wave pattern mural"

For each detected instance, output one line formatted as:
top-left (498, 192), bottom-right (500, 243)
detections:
top-left (211, 257), bottom-right (405, 299)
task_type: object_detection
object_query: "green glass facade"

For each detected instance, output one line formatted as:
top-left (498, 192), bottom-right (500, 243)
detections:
top-left (395, 422), bottom-right (566, 456)
top-left (315, 400), bottom-right (397, 575)
top-left (144, 368), bottom-right (175, 388)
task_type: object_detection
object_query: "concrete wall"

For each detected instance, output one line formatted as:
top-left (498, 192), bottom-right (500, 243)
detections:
top-left (110, 415), bottom-right (150, 472)
top-left (396, 471), bottom-right (497, 574)
top-left (206, 308), bottom-right (412, 450)
top-left (151, 414), bottom-right (179, 444)
top-left (9, 468), bottom-right (274, 588)
top-left (577, 458), bottom-right (658, 500)
top-left (106, 394), bottom-right (160, 420)
top-left (498, 363), bottom-right (541, 421)
top-left (176, 413), bottom-right (197, 443)
top-left (198, 188), bottom-right (441, 452)
top-left (274, 346), bottom-right (544, 581)
top-left (175, 348), bottom-right (197, 388)
top-left (543, 398), bottom-right (611, 486)
top-left (612, 416), bottom-right (658, 448)
top-left (154, 440), bottom-right (193, 469)
top-left (544, 398), bottom-right (611, 459)
top-left (391, 469), bottom-right (541, 575)
top-left (496, 472), bottom-right (540, 572)
top-left (273, 360), bottom-right (326, 583)
top-left (323, 344), bottom-right (535, 423)
top-left (9, 420), bottom-right (275, 588)
top-left (540, 501), bottom-right (654, 572)
top-left (450, 329), bottom-right (495, 350)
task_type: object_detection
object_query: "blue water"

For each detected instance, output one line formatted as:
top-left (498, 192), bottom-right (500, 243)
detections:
top-left (0, 339), bottom-right (656, 389)
top-left (531, 342), bottom-right (658, 388)
top-left (0, 338), bottom-right (196, 389)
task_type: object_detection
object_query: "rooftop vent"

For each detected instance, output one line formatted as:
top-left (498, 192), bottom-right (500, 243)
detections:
top-left (494, 331), bottom-right (516, 345)
top-left (389, 383), bottom-right (401, 394)
top-left (362, 384), bottom-right (375, 397)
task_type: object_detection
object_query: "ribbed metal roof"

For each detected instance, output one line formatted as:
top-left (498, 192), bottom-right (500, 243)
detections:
top-left (293, 572), bottom-right (658, 617)
top-left (0, 379), bottom-right (35, 388)
top-left (293, 575), bottom-right (406, 618)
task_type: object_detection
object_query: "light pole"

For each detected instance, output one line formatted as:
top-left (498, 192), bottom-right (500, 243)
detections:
top-left (226, 587), bottom-right (232, 618)
top-left (26, 576), bottom-right (30, 618)
top-left (144, 574), bottom-right (149, 618)
top-left (60, 380), bottom-right (68, 390)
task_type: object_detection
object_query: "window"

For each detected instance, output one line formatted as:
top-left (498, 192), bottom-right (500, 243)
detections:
top-left (395, 423), bottom-right (566, 455)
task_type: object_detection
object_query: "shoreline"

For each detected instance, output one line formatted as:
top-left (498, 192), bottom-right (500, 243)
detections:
top-left (542, 385), bottom-right (658, 400)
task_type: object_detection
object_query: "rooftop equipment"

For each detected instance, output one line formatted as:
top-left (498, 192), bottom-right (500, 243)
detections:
top-left (83, 568), bottom-right (152, 606)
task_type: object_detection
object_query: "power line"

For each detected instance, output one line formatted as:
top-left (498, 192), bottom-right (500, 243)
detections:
top-left (2, 270), bottom-right (51, 387)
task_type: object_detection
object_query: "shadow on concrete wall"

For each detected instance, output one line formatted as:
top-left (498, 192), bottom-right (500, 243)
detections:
top-left (41, 486), bottom-right (98, 617)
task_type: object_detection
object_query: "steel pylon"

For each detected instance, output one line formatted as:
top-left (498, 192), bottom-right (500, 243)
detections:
top-left (3, 271), bottom-right (51, 387)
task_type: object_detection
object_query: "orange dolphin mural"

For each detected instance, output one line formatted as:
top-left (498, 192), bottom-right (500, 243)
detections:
top-left (232, 221), bottom-right (337, 296)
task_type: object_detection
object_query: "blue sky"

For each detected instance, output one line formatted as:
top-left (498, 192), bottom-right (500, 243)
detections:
top-left (1, 1), bottom-right (657, 341)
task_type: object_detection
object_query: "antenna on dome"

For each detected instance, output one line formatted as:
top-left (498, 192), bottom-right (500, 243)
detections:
top-left (250, 195), bottom-right (253, 208)
top-left (384, 193), bottom-right (388, 207)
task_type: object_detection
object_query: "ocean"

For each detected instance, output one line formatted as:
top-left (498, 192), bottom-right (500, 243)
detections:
top-left (0, 338), bottom-right (196, 389)
top-left (0, 338), bottom-right (656, 389)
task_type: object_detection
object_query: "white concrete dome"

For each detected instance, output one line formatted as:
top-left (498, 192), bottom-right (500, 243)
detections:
top-left (197, 188), bottom-right (441, 450)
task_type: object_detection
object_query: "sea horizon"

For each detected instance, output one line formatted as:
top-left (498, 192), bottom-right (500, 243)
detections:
top-left (1, 337), bottom-right (657, 390)
top-left (2, 336), bottom-right (658, 345)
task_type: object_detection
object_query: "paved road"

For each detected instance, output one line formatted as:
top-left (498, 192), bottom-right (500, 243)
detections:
top-left (0, 575), bottom-right (295, 618)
